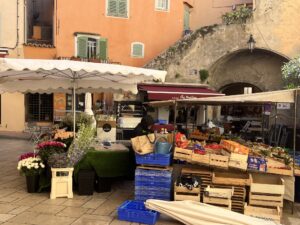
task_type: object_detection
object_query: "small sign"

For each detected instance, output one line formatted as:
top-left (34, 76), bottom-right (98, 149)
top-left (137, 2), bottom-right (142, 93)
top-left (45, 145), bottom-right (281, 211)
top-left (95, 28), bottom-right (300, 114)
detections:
top-left (103, 123), bottom-right (112, 132)
top-left (277, 103), bottom-right (290, 110)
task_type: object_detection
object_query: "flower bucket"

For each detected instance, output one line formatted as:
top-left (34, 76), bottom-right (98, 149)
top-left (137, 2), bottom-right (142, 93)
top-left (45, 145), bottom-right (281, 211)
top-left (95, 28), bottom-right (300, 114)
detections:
top-left (154, 137), bottom-right (172, 154)
top-left (26, 175), bottom-right (39, 193)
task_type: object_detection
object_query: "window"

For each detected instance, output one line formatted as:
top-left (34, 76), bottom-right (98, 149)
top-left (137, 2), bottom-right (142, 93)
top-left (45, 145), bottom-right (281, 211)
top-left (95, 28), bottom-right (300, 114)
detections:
top-left (131, 42), bottom-right (144, 58)
top-left (76, 35), bottom-right (108, 60)
top-left (107, 0), bottom-right (128, 18)
top-left (155, 0), bottom-right (170, 11)
top-left (66, 94), bottom-right (85, 112)
top-left (184, 4), bottom-right (191, 31)
top-left (25, 94), bottom-right (53, 122)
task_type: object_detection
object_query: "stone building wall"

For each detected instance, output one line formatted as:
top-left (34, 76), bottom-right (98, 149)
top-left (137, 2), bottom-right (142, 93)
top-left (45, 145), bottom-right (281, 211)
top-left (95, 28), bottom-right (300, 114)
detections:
top-left (145, 0), bottom-right (300, 91)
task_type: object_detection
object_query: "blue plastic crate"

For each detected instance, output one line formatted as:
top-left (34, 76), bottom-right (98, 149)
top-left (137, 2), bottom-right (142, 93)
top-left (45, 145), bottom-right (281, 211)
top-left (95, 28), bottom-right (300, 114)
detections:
top-left (135, 194), bottom-right (171, 201)
top-left (135, 168), bottom-right (172, 181)
top-left (135, 186), bottom-right (171, 193)
top-left (118, 200), bottom-right (159, 225)
top-left (135, 189), bottom-right (171, 197)
top-left (135, 179), bottom-right (172, 188)
top-left (135, 153), bottom-right (172, 166)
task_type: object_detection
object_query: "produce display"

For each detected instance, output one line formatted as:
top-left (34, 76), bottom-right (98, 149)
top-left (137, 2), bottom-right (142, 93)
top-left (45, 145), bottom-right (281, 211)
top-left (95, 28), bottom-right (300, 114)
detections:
top-left (174, 130), bottom-right (294, 176)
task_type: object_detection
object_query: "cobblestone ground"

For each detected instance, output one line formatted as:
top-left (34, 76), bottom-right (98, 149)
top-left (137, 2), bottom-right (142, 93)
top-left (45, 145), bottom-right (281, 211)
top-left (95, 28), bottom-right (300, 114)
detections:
top-left (0, 136), bottom-right (299, 225)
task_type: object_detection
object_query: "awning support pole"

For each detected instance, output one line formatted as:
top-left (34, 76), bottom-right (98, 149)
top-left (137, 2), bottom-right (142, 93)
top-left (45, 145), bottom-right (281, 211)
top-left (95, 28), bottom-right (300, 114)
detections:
top-left (73, 80), bottom-right (76, 139)
top-left (173, 102), bottom-right (177, 147)
top-left (292, 89), bottom-right (298, 214)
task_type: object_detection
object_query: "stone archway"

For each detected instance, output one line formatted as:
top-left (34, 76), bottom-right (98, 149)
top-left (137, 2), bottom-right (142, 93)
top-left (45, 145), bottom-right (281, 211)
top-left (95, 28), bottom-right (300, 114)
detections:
top-left (219, 82), bottom-right (262, 95)
top-left (209, 48), bottom-right (289, 92)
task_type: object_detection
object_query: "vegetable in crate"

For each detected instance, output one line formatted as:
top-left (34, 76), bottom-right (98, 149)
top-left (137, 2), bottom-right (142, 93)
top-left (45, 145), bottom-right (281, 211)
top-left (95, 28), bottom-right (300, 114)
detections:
top-left (175, 132), bottom-right (189, 148)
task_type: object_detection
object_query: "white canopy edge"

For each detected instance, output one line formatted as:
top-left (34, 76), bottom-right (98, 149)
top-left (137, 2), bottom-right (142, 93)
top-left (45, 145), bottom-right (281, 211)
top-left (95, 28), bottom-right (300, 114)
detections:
top-left (148, 88), bottom-right (299, 107)
top-left (0, 58), bottom-right (167, 81)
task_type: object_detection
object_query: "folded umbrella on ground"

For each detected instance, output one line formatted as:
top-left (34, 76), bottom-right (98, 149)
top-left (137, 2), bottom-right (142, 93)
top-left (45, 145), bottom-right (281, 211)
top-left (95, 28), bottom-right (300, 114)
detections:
top-left (145, 200), bottom-right (280, 225)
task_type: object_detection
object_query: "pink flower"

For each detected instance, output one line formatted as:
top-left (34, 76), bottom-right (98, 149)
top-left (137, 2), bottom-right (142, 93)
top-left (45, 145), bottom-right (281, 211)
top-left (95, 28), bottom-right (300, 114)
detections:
top-left (36, 141), bottom-right (66, 150)
top-left (18, 152), bottom-right (37, 161)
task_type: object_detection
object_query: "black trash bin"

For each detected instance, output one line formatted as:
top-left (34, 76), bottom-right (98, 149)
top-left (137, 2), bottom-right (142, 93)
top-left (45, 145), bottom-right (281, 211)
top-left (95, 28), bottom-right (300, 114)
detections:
top-left (295, 176), bottom-right (300, 203)
top-left (78, 169), bottom-right (95, 195)
top-left (95, 177), bottom-right (112, 193)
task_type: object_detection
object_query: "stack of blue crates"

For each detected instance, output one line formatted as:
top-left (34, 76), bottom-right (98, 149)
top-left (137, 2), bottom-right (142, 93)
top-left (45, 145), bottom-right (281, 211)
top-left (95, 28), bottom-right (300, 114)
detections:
top-left (135, 167), bottom-right (172, 201)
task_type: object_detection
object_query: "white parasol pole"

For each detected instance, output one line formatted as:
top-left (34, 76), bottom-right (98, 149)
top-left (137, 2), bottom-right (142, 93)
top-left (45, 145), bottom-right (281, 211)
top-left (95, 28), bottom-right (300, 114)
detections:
top-left (73, 80), bottom-right (76, 138)
top-left (84, 92), bottom-right (97, 128)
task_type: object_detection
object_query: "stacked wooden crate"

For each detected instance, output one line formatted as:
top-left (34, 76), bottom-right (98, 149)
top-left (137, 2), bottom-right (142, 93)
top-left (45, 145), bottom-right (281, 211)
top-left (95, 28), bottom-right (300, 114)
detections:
top-left (203, 186), bottom-right (233, 210)
top-left (212, 171), bottom-right (248, 213)
top-left (174, 183), bottom-right (201, 201)
top-left (249, 174), bottom-right (284, 208)
top-left (181, 167), bottom-right (212, 202)
top-left (247, 174), bottom-right (284, 223)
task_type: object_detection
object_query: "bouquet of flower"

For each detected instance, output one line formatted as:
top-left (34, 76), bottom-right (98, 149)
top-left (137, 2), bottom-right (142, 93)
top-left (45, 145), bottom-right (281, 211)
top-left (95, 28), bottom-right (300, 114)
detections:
top-left (19, 152), bottom-right (38, 161)
top-left (17, 156), bottom-right (45, 176)
top-left (36, 141), bottom-right (66, 162)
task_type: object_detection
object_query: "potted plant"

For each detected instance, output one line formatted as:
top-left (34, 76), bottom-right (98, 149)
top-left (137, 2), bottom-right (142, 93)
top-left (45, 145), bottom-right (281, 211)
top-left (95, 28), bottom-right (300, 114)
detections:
top-left (36, 141), bottom-right (67, 178)
top-left (17, 153), bottom-right (45, 193)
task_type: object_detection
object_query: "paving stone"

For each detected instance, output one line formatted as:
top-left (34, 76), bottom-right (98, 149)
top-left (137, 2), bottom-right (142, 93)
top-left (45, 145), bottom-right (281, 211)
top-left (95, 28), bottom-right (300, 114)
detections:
top-left (57, 207), bottom-right (88, 218)
top-left (0, 214), bottom-right (15, 222)
top-left (109, 219), bottom-right (131, 225)
top-left (42, 198), bottom-right (68, 206)
top-left (71, 214), bottom-right (113, 225)
top-left (8, 206), bottom-right (30, 215)
top-left (62, 199), bottom-right (90, 207)
top-left (28, 204), bottom-right (66, 214)
top-left (82, 198), bottom-right (106, 209)
top-left (0, 204), bottom-right (18, 214)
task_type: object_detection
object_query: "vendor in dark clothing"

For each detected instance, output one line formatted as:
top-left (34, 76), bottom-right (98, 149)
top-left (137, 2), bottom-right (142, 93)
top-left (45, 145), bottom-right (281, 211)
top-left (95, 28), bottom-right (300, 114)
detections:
top-left (134, 115), bottom-right (154, 137)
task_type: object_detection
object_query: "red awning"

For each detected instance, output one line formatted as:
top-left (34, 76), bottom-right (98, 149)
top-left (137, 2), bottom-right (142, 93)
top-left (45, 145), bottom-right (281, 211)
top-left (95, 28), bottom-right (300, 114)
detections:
top-left (138, 83), bottom-right (224, 101)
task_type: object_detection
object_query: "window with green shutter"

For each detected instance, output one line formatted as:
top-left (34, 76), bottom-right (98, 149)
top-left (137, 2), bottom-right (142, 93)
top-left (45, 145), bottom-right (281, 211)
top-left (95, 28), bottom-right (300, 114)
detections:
top-left (184, 4), bottom-right (190, 31)
top-left (97, 38), bottom-right (108, 60)
top-left (107, 0), bottom-right (128, 18)
top-left (76, 35), bottom-right (108, 60)
top-left (131, 42), bottom-right (144, 58)
top-left (155, 0), bottom-right (169, 11)
top-left (77, 36), bottom-right (88, 58)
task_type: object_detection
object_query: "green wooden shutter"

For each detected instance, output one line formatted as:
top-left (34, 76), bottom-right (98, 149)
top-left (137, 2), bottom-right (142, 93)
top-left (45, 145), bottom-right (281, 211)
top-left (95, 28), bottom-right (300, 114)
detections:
top-left (107, 0), bottom-right (118, 16)
top-left (97, 38), bottom-right (108, 60)
top-left (184, 5), bottom-right (190, 30)
top-left (118, 0), bottom-right (127, 17)
top-left (77, 36), bottom-right (88, 58)
top-left (132, 43), bottom-right (143, 57)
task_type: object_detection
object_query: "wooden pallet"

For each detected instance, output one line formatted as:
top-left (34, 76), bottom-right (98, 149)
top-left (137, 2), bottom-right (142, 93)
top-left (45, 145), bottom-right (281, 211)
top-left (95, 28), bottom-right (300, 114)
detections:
top-left (174, 147), bottom-right (192, 161)
top-left (181, 167), bottom-right (212, 202)
top-left (212, 171), bottom-right (250, 186)
top-left (174, 184), bottom-right (201, 201)
top-left (244, 203), bottom-right (281, 223)
top-left (203, 186), bottom-right (232, 210)
top-left (210, 154), bottom-right (229, 169)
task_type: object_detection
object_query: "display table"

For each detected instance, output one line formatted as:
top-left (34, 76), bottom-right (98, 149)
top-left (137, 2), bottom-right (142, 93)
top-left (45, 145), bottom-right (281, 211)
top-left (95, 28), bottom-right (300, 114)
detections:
top-left (74, 143), bottom-right (135, 179)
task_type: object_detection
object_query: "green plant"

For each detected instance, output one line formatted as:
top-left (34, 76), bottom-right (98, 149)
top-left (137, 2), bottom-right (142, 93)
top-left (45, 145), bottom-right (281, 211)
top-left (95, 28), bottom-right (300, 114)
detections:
top-left (67, 124), bottom-right (95, 166)
top-left (36, 141), bottom-right (67, 162)
top-left (199, 69), bottom-right (209, 82)
top-left (281, 56), bottom-right (300, 89)
top-left (222, 5), bottom-right (252, 25)
top-left (60, 112), bottom-right (94, 131)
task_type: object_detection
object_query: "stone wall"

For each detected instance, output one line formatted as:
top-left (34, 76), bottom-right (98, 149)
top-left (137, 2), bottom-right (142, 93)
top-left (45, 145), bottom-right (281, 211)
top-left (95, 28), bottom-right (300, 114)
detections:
top-left (145, 0), bottom-right (300, 91)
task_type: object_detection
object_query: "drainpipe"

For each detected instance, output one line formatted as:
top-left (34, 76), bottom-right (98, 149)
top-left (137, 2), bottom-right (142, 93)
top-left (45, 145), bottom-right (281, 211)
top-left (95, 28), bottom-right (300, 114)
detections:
top-left (0, 0), bottom-right (20, 49)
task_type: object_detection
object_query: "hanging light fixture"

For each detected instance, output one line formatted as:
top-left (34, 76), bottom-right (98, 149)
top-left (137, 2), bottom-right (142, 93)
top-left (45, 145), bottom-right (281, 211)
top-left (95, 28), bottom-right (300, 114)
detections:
top-left (247, 34), bottom-right (256, 52)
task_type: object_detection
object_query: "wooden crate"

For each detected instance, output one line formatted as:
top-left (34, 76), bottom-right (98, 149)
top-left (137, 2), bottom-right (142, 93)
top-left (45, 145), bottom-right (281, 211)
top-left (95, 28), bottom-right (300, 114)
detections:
top-left (249, 174), bottom-right (284, 208)
top-left (209, 154), bottom-right (229, 169)
top-left (204, 186), bottom-right (233, 199)
top-left (267, 167), bottom-right (293, 176)
top-left (174, 147), bottom-right (192, 161)
top-left (211, 184), bottom-right (246, 214)
top-left (250, 174), bottom-right (284, 195)
top-left (191, 153), bottom-right (210, 165)
top-left (229, 153), bottom-right (248, 171)
top-left (174, 184), bottom-right (201, 201)
top-left (203, 186), bottom-right (233, 210)
top-left (212, 171), bottom-right (250, 186)
top-left (244, 204), bottom-right (281, 223)
top-left (220, 140), bottom-right (250, 155)
top-left (181, 167), bottom-right (212, 202)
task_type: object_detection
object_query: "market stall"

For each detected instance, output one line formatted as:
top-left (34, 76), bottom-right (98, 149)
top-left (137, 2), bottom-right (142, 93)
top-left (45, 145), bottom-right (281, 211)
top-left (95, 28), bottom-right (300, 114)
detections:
top-left (140, 88), bottom-right (299, 220)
